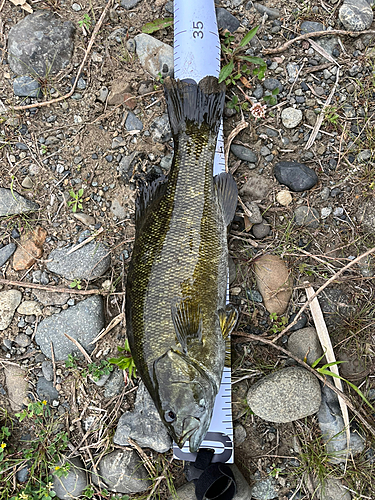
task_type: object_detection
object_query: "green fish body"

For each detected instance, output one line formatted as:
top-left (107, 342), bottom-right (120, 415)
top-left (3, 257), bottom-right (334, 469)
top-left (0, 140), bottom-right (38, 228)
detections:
top-left (126, 76), bottom-right (238, 452)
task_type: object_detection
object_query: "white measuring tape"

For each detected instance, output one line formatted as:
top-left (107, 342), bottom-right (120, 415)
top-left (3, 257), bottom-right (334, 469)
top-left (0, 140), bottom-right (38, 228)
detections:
top-left (172, 0), bottom-right (233, 464)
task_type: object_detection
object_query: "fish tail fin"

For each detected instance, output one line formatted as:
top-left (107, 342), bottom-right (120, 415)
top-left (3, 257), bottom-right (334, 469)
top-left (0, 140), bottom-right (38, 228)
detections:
top-left (164, 76), bottom-right (225, 136)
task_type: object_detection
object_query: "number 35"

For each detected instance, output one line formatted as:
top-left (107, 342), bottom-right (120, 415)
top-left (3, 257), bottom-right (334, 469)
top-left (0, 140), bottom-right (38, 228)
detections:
top-left (193, 21), bottom-right (204, 38)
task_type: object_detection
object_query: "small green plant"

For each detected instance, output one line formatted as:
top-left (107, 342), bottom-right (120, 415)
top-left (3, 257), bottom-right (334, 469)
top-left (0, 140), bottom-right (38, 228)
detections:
top-left (269, 313), bottom-right (288, 334)
top-left (40, 144), bottom-right (48, 155)
top-left (69, 278), bottom-right (82, 289)
top-left (263, 87), bottom-right (280, 106)
top-left (67, 188), bottom-right (84, 213)
top-left (142, 17), bottom-right (173, 34)
top-left (219, 26), bottom-right (267, 85)
top-left (269, 463), bottom-right (283, 478)
top-left (109, 339), bottom-right (137, 379)
top-left (324, 105), bottom-right (340, 127)
top-left (87, 360), bottom-right (114, 382)
top-left (65, 353), bottom-right (78, 369)
top-left (78, 13), bottom-right (92, 32)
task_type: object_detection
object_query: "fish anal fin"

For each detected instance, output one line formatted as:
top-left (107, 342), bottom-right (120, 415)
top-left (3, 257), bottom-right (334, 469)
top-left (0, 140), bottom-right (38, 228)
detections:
top-left (218, 305), bottom-right (238, 368)
top-left (135, 175), bottom-right (168, 225)
top-left (171, 299), bottom-right (203, 353)
top-left (214, 172), bottom-right (238, 226)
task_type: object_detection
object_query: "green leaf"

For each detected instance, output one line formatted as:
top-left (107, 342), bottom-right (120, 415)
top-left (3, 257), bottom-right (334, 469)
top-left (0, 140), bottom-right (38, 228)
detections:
top-left (219, 60), bottom-right (234, 84)
top-left (345, 380), bottom-right (374, 410)
top-left (142, 17), bottom-right (173, 34)
top-left (78, 188), bottom-right (84, 197)
top-left (239, 26), bottom-right (259, 48)
top-left (311, 351), bottom-right (327, 368)
top-left (239, 55), bottom-right (266, 66)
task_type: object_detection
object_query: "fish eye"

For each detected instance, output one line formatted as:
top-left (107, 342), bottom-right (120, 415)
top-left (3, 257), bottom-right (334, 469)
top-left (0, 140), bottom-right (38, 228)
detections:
top-left (164, 410), bottom-right (176, 423)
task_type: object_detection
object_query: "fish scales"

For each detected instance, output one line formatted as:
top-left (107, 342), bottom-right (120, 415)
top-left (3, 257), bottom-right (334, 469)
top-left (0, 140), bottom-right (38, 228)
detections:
top-left (126, 76), bottom-right (238, 452)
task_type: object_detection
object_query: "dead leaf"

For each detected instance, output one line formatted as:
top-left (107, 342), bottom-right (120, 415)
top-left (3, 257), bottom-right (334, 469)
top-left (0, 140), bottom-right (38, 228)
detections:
top-left (9, 0), bottom-right (33, 13)
top-left (239, 76), bottom-right (252, 88)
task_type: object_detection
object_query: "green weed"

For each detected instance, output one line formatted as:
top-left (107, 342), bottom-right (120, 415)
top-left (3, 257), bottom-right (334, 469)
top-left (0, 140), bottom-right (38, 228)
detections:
top-left (87, 360), bottom-right (114, 382)
top-left (78, 13), bottom-right (92, 32)
top-left (142, 18), bottom-right (173, 34)
top-left (69, 278), bottom-right (82, 289)
top-left (67, 188), bottom-right (84, 213)
top-left (109, 339), bottom-right (137, 379)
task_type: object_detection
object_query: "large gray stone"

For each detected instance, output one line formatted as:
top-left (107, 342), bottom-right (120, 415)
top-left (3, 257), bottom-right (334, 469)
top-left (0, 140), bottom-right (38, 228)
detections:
top-left (8, 10), bottom-right (75, 77)
top-left (339, 0), bottom-right (373, 31)
top-left (36, 377), bottom-right (59, 403)
top-left (94, 449), bottom-right (151, 494)
top-left (0, 188), bottom-right (39, 216)
top-left (114, 382), bottom-right (172, 453)
top-left (46, 241), bottom-right (111, 281)
top-left (35, 296), bottom-right (104, 360)
top-left (247, 367), bottom-right (321, 423)
top-left (318, 478), bottom-right (351, 500)
top-left (4, 364), bottom-right (29, 411)
top-left (134, 33), bottom-right (173, 79)
top-left (0, 243), bottom-right (16, 267)
top-left (287, 327), bottom-right (324, 366)
top-left (0, 289), bottom-right (22, 331)
top-left (53, 457), bottom-right (87, 500)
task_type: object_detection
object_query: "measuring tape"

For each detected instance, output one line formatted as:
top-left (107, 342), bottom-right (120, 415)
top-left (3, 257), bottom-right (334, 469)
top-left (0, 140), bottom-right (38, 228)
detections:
top-left (172, 0), bottom-right (233, 464)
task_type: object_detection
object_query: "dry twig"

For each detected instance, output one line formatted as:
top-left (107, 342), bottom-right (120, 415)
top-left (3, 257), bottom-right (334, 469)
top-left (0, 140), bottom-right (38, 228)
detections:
top-left (64, 333), bottom-right (92, 363)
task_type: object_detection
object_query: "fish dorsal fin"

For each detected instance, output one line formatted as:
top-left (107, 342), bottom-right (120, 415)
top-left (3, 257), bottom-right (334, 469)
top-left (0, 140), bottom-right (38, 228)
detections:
top-left (218, 304), bottom-right (238, 368)
top-left (171, 298), bottom-right (203, 354)
top-left (163, 76), bottom-right (225, 137)
top-left (214, 172), bottom-right (238, 226)
top-left (135, 175), bottom-right (168, 225)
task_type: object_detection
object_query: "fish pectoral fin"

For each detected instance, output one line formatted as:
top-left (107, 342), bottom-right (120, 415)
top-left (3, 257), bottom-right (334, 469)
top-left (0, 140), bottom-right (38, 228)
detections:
top-left (218, 305), bottom-right (238, 368)
top-left (214, 172), bottom-right (238, 226)
top-left (135, 175), bottom-right (168, 228)
top-left (171, 299), bottom-right (203, 353)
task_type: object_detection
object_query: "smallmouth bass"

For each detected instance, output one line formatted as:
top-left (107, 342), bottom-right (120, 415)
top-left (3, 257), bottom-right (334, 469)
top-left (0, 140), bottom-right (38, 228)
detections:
top-left (126, 76), bottom-right (238, 452)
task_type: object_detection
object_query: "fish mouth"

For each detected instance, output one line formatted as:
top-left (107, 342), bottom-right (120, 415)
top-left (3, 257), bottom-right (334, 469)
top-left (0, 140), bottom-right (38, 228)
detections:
top-left (176, 416), bottom-right (200, 448)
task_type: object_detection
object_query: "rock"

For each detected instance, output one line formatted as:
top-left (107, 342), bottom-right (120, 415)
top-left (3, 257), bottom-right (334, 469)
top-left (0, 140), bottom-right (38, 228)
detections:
top-left (253, 254), bottom-right (292, 315)
top-left (216, 7), bottom-right (240, 32)
top-left (251, 474), bottom-right (279, 500)
top-left (110, 199), bottom-right (127, 219)
top-left (14, 333), bottom-right (31, 347)
top-left (357, 149), bottom-right (372, 162)
top-left (4, 364), bottom-right (29, 411)
top-left (35, 296), bottom-right (104, 361)
top-left (46, 241), bottom-right (111, 281)
top-left (119, 152), bottom-right (140, 181)
top-left (41, 361), bottom-right (54, 382)
top-left (339, 0), bottom-right (373, 31)
top-left (281, 107), bottom-right (303, 128)
top-left (356, 200), bottom-right (375, 234)
top-left (8, 10), bottom-right (75, 76)
top-left (247, 367), bottom-right (321, 423)
top-left (104, 367), bottom-right (125, 398)
top-left (300, 21), bottom-right (325, 33)
top-left (32, 289), bottom-right (70, 306)
top-left (252, 220), bottom-right (270, 239)
top-left (288, 312), bottom-right (308, 332)
top-left (17, 300), bottom-right (43, 316)
top-left (73, 213), bottom-right (96, 226)
top-left (108, 80), bottom-right (131, 106)
top-left (0, 290), bottom-right (22, 330)
top-left (318, 384), bottom-right (365, 463)
top-left (111, 136), bottom-right (127, 149)
top-left (97, 86), bottom-right (109, 103)
top-left (125, 112), bottom-right (143, 131)
top-left (246, 289), bottom-right (263, 302)
top-left (0, 243), bottom-right (16, 267)
top-left (36, 377), bottom-right (58, 403)
top-left (94, 449), bottom-right (152, 493)
top-left (294, 206), bottom-right (320, 228)
top-left (239, 174), bottom-right (273, 202)
top-left (245, 201), bottom-right (263, 224)
top-left (274, 161), bottom-right (318, 192)
top-left (114, 382), bottom-right (172, 453)
top-left (13, 76), bottom-right (41, 97)
top-left (13, 226), bottom-right (47, 271)
top-left (22, 176), bottom-right (33, 189)
top-left (231, 144), bottom-right (258, 163)
top-left (263, 78), bottom-right (283, 92)
top-left (337, 350), bottom-right (370, 383)
top-left (53, 457), bottom-right (87, 500)
top-left (150, 114), bottom-right (172, 143)
top-left (253, 3), bottom-right (280, 19)
top-left (134, 33), bottom-right (173, 78)
top-left (317, 288), bottom-right (354, 329)
top-left (16, 467), bottom-right (29, 483)
top-left (234, 424), bottom-right (247, 445)
top-left (276, 190), bottom-right (292, 207)
top-left (121, 0), bottom-right (143, 8)
top-left (318, 478), bottom-right (351, 500)
top-left (0, 188), bottom-right (39, 216)
top-left (287, 327), bottom-right (324, 366)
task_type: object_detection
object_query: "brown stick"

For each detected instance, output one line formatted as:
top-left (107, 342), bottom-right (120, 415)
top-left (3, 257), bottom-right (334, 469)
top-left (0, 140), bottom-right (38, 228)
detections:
top-left (3, 0), bottom-right (114, 113)
top-left (233, 332), bottom-right (375, 436)
top-left (263, 29), bottom-right (375, 55)
top-left (0, 277), bottom-right (101, 295)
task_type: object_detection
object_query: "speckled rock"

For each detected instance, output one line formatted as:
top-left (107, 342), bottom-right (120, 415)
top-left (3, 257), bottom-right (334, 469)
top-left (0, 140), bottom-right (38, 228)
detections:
top-left (53, 457), bottom-right (88, 500)
top-left (294, 206), bottom-right (320, 228)
top-left (356, 199), bottom-right (375, 234)
top-left (0, 188), bottom-right (39, 216)
top-left (339, 0), bottom-right (373, 31)
top-left (239, 174), bottom-right (273, 202)
top-left (17, 300), bottom-right (43, 316)
top-left (247, 367), bottom-right (321, 423)
top-left (287, 327), bottom-right (324, 366)
top-left (134, 33), bottom-right (173, 79)
top-left (4, 364), bottom-right (29, 411)
top-left (281, 107), bottom-right (303, 128)
top-left (0, 289), bottom-right (22, 331)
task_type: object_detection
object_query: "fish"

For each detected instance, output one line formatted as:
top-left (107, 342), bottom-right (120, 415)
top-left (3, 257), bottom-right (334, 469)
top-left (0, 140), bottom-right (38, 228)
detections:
top-left (126, 76), bottom-right (238, 453)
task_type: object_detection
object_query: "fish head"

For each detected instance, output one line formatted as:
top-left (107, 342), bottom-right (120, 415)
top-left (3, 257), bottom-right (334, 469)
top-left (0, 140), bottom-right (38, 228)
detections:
top-left (153, 349), bottom-right (216, 452)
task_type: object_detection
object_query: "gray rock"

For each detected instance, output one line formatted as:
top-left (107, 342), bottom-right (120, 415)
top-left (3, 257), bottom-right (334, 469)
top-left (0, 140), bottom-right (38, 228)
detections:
top-left (94, 449), bottom-right (151, 494)
top-left (16, 467), bottom-right (29, 483)
top-left (318, 478), bottom-right (351, 500)
top-left (14, 333), bottom-right (31, 347)
top-left (247, 366), bottom-right (321, 423)
top-left (8, 10), bottom-right (75, 76)
top-left (41, 360), bottom-right (54, 382)
top-left (253, 3), bottom-right (280, 19)
top-left (134, 33), bottom-right (173, 78)
top-left (252, 220), bottom-right (270, 239)
top-left (119, 152), bottom-right (140, 181)
top-left (300, 21), bottom-right (325, 33)
top-left (231, 144), bottom-right (258, 163)
top-left (121, 0), bottom-right (143, 8)
top-left (281, 107), bottom-right (303, 128)
top-left (287, 62), bottom-right (299, 81)
top-left (294, 206), bottom-right (320, 228)
top-left (216, 7), bottom-right (240, 32)
top-left (274, 161), bottom-right (318, 192)
top-left (13, 76), bottom-right (41, 97)
top-left (53, 457), bottom-right (87, 500)
top-left (0, 188), bottom-right (39, 216)
top-left (246, 289), bottom-right (263, 302)
top-left (317, 288), bottom-right (354, 329)
top-left (36, 377), bottom-right (58, 403)
top-left (251, 474), bottom-right (279, 500)
top-left (150, 114), bottom-right (172, 143)
top-left (0, 243), bottom-right (16, 267)
top-left (263, 78), bottom-right (283, 92)
top-left (17, 300), bottom-right (43, 316)
top-left (357, 149), bottom-right (372, 162)
top-left (35, 296), bottom-right (104, 360)
top-left (32, 289), bottom-right (70, 306)
top-left (244, 201), bottom-right (263, 224)
top-left (252, 85), bottom-right (264, 100)
top-left (4, 364), bottom-right (29, 411)
top-left (125, 112), bottom-right (143, 132)
top-left (234, 424), bottom-right (247, 445)
top-left (239, 174), bottom-right (273, 202)
top-left (357, 199), bottom-right (375, 234)
top-left (104, 367), bottom-right (125, 398)
top-left (97, 86), bottom-right (109, 103)
top-left (114, 382), bottom-right (172, 452)
top-left (110, 199), bottom-right (127, 219)
top-left (318, 384), bottom-right (365, 463)
top-left (339, 0), bottom-right (373, 31)
top-left (46, 241), bottom-right (111, 281)
top-left (287, 327), bottom-right (324, 366)
top-left (160, 154), bottom-right (173, 171)
top-left (111, 136), bottom-right (126, 149)
top-left (0, 289), bottom-right (22, 331)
